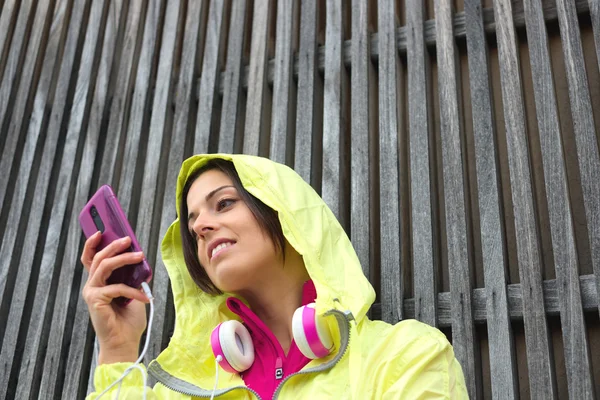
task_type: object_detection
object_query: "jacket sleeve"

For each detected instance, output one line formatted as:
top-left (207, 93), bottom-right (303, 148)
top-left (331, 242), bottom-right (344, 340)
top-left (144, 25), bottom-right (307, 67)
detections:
top-left (382, 332), bottom-right (469, 400)
top-left (86, 362), bottom-right (165, 400)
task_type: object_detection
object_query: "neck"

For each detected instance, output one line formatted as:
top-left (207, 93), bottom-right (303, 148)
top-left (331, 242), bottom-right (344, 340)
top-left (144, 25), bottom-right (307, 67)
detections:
top-left (237, 247), bottom-right (309, 355)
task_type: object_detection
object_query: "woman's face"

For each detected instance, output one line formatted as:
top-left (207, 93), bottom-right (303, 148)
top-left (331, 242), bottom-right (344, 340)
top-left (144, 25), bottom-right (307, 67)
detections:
top-left (186, 169), bottom-right (279, 293)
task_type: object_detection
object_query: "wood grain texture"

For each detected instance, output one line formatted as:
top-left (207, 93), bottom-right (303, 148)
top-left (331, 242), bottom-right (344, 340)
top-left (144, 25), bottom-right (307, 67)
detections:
top-left (321, 0), bottom-right (347, 224)
top-left (372, 273), bottom-right (599, 324)
top-left (556, 0), bottom-right (600, 323)
top-left (118, 0), bottom-right (163, 219)
top-left (464, 1), bottom-right (518, 398)
top-left (218, 0), bottom-right (247, 153)
top-left (269, 0), bottom-right (296, 165)
top-left (493, 1), bottom-right (556, 398)
top-left (194, 0), bottom-right (225, 154)
top-left (294, 0), bottom-right (318, 184)
top-left (407, 0), bottom-right (437, 327)
top-left (0, 0), bottom-right (19, 84)
top-left (148, 0), bottom-right (204, 368)
top-left (434, 2), bottom-right (479, 397)
top-left (0, 0), bottom-right (50, 235)
top-left (243, 0), bottom-right (272, 156)
top-left (524, 0), bottom-right (595, 397)
top-left (350, 0), bottom-right (371, 280)
top-left (590, 0), bottom-right (600, 69)
top-left (13, 0), bottom-right (93, 396)
top-left (37, 1), bottom-right (126, 397)
top-left (377, 0), bottom-right (402, 324)
top-left (0, 0), bottom-right (72, 397)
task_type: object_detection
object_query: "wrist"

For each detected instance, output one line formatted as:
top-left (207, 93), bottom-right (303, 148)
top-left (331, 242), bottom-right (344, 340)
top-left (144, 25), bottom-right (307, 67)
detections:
top-left (98, 342), bottom-right (140, 364)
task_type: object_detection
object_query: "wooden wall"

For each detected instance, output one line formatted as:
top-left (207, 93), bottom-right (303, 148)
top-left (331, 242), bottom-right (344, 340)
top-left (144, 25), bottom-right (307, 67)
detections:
top-left (0, 0), bottom-right (599, 398)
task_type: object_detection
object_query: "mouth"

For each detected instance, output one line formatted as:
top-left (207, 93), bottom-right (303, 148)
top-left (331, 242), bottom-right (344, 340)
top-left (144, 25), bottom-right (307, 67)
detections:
top-left (208, 240), bottom-right (236, 261)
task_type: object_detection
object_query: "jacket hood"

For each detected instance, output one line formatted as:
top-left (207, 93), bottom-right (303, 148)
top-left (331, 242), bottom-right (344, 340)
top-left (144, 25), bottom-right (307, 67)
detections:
top-left (157, 154), bottom-right (375, 383)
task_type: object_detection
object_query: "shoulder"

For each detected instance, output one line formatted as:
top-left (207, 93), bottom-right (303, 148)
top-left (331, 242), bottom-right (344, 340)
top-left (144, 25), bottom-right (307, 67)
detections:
top-left (355, 319), bottom-right (467, 398)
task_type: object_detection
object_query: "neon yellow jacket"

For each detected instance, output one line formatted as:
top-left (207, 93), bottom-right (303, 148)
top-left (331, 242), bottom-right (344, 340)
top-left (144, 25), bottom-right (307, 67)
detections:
top-left (88, 154), bottom-right (468, 399)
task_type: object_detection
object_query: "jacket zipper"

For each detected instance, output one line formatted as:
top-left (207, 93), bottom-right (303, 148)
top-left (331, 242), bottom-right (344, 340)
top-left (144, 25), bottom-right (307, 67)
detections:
top-left (147, 309), bottom-right (352, 399)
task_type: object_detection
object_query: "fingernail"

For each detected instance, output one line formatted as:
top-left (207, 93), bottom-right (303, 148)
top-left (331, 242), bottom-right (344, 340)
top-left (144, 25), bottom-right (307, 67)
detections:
top-left (134, 251), bottom-right (143, 257)
top-left (120, 236), bottom-right (129, 243)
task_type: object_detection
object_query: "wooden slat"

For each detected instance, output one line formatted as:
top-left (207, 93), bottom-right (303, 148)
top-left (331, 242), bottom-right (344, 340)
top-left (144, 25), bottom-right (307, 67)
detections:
top-left (321, 0), bottom-right (347, 224)
top-left (131, 0), bottom-right (182, 373)
top-left (407, 0), bottom-right (437, 327)
top-left (493, 1), bottom-right (556, 398)
top-left (150, 0), bottom-right (207, 369)
top-left (434, 2), bottom-right (478, 397)
top-left (118, 0), bottom-right (164, 218)
top-left (0, 0), bottom-right (72, 397)
top-left (556, 0), bottom-right (600, 321)
top-left (372, 273), bottom-right (599, 324)
top-left (99, 0), bottom-right (144, 207)
top-left (269, 0), bottom-right (296, 165)
top-left (13, 0), bottom-right (95, 396)
top-left (350, 0), bottom-right (370, 280)
top-left (294, 0), bottom-right (318, 184)
top-left (38, 1), bottom-right (126, 397)
top-left (0, 0), bottom-right (48, 238)
top-left (194, 0), bottom-right (225, 154)
top-left (464, 1), bottom-right (517, 398)
top-left (377, 0), bottom-right (402, 324)
top-left (64, 1), bottom-right (149, 398)
top-left (218, 0), bottom-right (247, 153)
top-left (524, 0), bottom-right (595, 397)
top-left (243, 0), bottom-right (272, 156)
top-left (0, 0), bottom-right (19, 84)
top-left (590, 0), bottom-right (600, 70)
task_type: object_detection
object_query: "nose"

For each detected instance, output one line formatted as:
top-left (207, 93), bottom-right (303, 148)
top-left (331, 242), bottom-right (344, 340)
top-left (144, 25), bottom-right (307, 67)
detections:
top-left (191, 212), bottom-right (218, 239)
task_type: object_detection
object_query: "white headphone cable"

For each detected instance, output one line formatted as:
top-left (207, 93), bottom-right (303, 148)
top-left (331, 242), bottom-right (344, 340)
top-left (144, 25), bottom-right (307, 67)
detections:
top-left (95, 282), bottom-right (154, 400)
top-left (210, 355), bottom-right (222, 400)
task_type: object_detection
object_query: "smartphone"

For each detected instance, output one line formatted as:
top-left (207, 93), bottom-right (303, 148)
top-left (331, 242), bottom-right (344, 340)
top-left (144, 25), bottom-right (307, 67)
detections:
top-left (79, 185), bottom-right (152, 306)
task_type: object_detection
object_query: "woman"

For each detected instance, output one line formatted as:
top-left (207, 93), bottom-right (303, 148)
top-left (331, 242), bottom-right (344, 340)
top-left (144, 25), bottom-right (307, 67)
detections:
top-left (83, 154), bottom-right (467, 399)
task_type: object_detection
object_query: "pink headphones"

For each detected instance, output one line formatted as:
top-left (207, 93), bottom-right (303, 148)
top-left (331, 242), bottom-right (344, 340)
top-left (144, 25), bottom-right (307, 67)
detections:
top-left (210, 303), bottom-right (333, 373)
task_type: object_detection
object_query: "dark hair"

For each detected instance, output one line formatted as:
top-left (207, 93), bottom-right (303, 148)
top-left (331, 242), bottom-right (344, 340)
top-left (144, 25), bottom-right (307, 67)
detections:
top-left (180, 159), bottom-right (286, 295)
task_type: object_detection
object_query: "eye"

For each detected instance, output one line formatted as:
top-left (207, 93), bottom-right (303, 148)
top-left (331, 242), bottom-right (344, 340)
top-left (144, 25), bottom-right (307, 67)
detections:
top-left (216, 198), bottom-right (236, 211)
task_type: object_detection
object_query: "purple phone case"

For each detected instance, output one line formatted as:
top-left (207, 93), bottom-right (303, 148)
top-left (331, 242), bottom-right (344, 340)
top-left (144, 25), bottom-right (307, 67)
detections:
top-left (79, 185), bottom-right (152, 305)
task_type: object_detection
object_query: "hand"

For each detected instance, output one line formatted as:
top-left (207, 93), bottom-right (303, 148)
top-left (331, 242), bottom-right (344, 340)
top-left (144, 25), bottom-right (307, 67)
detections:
top-left (81, 233), bottom-right (150, 364)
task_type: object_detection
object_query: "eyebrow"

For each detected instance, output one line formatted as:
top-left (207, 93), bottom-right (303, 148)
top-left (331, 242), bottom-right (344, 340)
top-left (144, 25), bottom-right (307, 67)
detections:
top-left (187, 185), bottom-right (235, 226)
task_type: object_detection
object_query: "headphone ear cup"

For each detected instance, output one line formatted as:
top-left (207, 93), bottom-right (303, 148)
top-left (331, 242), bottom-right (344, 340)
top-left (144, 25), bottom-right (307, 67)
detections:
top-left (211, 320), bottom-right (255, 373)
top-left (292, 303), bottom-right (333, 359)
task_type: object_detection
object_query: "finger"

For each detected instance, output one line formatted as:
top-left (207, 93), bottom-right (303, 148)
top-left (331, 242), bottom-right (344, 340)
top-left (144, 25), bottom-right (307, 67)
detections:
top-left (89, 284), bottom-right (150, 306)
top-left (89, 251), bottom-right (145, 287)
top-left (81, 231), bottom-right (102, 270)
top-left (89, 236), bottom-right (132, 276)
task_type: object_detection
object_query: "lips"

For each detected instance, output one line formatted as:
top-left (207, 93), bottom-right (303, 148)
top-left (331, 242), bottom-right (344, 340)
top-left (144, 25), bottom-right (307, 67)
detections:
top-left (207, 239), bottom-right (236, 261)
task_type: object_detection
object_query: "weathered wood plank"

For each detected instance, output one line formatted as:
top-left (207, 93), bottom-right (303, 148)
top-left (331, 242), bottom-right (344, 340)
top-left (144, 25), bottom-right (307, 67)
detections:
top-left (407, 0), bottom-right (437, 327)
top-left (194, 0), bottom-right (225, 154)
top-left (464, 1), bottom-right (518, 398)
top-left (0, 0), bottom-right (49, 238)
top-left (14, 0), bottom-right (96, 396)
top-left (269, 0), bottom-right (296, 165)
top-left (0, 0), bottom-right (73, 397)
top-left (350, 0), bottom-right (371, 281)
top-left (218, 0), bottom-right (246, 153)
top-left (148, 0), bottom-right (204, 369)
top-left (0, 0), bottom-right (19, 85)
top-left (377, 0), bottom-right (402, 324)
top-left (372, 273), bottom-right (599, 324)
top-left (493, 1), bottom-right (556, 398)
top-left (294, 0), bottom-right (318, 184)
top-left (216, 1), bottom-right (592, 96)
top-left (556, 0), bottom-right (600, 322)
top-left (118, 0), bottom-right (163, 219)
top-left (524, 0), bottom-right (595, 397)
top-left (434, 2), bottom-right (479, 397)
top-left (321, 0), bottom-right (347, 226)
top-left (38, 1), bottom-right (126, 397)
top-left (64, 1), bottom-right (149, 398)
top-left (243, 0), bottom-right (272, 156)
top-left (589, 0), bottom-right (600, 70)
